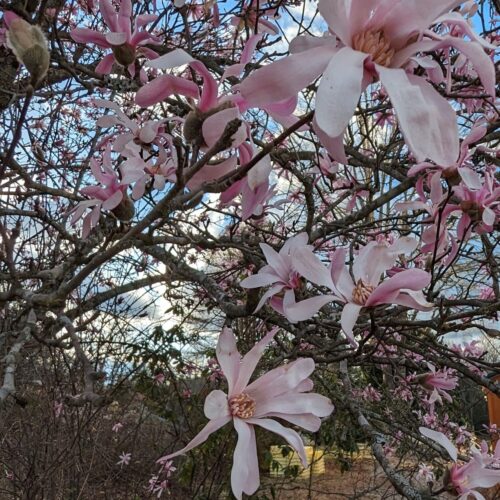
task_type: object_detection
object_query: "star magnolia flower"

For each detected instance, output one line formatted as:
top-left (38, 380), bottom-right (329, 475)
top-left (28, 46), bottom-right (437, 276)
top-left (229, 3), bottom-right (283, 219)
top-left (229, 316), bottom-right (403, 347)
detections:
top-left (454, 166), bottom-right (499, 240)
top-left (420, 427), bottom-right (500, 499)
top-left (239, 0), bottom-right (495, 166)
top-left (158, 327), bottom-right (334, 500)
top-left (71, 0), bottom-right (160, 79)
top-left (117, 452), bottom-right (131, 466)
top-left (329, 237), bottom-right (433, 347)
top-left (219, 142), bottom-right (275, 220)
top-left (70, 145), bottom-right (140, 238)
top-left (240, 233), bottom-right (335, 323)
top-left (416, 363), bottom-right (458, 405)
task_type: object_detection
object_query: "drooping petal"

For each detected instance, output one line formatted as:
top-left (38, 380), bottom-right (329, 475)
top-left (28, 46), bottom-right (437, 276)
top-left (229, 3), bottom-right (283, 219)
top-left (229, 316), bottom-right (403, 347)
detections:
top-left (190, 61), bottom-right (219, 112)
top-left (315, 47), bottom-right (367, 139)
top-left (204, 390), bottom-right (230, 419)
top-left (145, 48), bottom-right (194, 69)
top-left (255, 392), bottom-right (334, 418)
top-left (246, 358), bottom-right (315, 401)
top-left (340, 303), bottom-right (362, 347)
top-left (247, 417), bottom-right (308, 467)
top-left (365, 269), bottom-right (430, 306)
top-left (261, 412), bottom-right (321, 432)
top-left (419, 427), bottom-right (458, 461)
top-left (202, 107), bottom-right (246, 149)
top-left (312, 118), bottom-right (348, 164)
top-left (238, 46), bottom-right (335, 108)
top-left (216, 327), bottom-right (241, 394)
top-left (160, 416), bottom-right (232, 461)
top-left (187, 157), bottom-right (238, 190)
top-left (95, 53), bottom-right (116, 74)
top-left (135, 75), bottom-right (199, 108)
top-left (71, 28), bottom-right (109, 47)
top-left (282, 289), bottom-right (335, 323)
top-left (240, 272), bottom-right (280, 289)
top-left (377, 66), bottom-right (459, 166)
top-left (231, 419), bottom-right (260, 500)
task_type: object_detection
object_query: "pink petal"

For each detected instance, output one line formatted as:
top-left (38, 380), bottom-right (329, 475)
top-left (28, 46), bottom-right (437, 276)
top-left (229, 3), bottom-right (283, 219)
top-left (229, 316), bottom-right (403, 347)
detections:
top-left (458, 167), bottom-right (482, 190)
top-left (246, 358), bottom-right (315, 401)
top-left (161, 416), bottom-right (232, 461)
top-left (254, 392), bottom-right (334, 419)
top-left (247, 417), bottom-right (308, 467)
top-left (216, 327), bottom-right (241, 394)
top-left (419, 427), bottom-right (457, 461)
top-left (71, 28), bottom-right (109, 47)
top-left (377, 67), bottom-right (459, 166)
top-left (231, 419), bottom-right (260, 499)
top-left (95, 53), bottom-right (115, 74)
top-left (3, 11), bottom-right (20, 28)
top-left (187, 157), bottom-right (237, 190)
top-left (204, 390), bottom-right (229, 419)
top-left (260, 243), bottom-right (288, 279)
top-left (240, 272), bottom-right (280, 289)
top-left (366, 269), bottom-right (431, 306)
top-left (105, 31), bottom-right (127, 46)
top-left (190, 61), bottom-right (219, 112)
top-left (240, 33), bottom-right (263, 65)
top-left (315, 48), bottom-right (366, 138)
top-left (340, 303), bottom-right (362, 347)
top-left (99, 0), bottom-right (118, 31)
top-left (261, 412), bottom-right (321, 432)
top-left (313, 118), bottom-right (347, 164)
top-left (145, 48), bottom-right (194, 69)
top-left (101, 189), bottom-right (123, 210)
top-left (282, 289), bottom-right (334, 323)
top-left (202, 107), bottom-right (246, 149)
top-left (254, 283), bottom-right (285, 312)
top-left (238, 46), bottom-right (335, 108)
top-left (232, 328), bottom-right (279, 395)
top-left (289, 34), bottom-right (337, 54)
top-left (135, 75), bottom-right (199, 108)
top-left (317, 0), bottom-right (352, 46)
top-left (292, 248), bottom-right (334, 289)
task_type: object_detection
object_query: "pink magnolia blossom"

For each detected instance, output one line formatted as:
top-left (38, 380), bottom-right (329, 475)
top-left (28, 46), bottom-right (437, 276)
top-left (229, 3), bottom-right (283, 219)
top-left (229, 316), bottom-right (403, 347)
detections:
top-left (239, 0), bottom-right (495, 166)
top-left (219, 142), bottom-right (275, 220)
top-left (94, 99), bottom-right (170, 155)
top-left (136, 50), bottom-right (247, 151)
top-left (71, 0), bottom-right (160, 79)
top-left (117, 452), bottom-right (131, 466)
top-left (329, 237), bottom-right (433, 346)
top-left (157, 327), bottom-right (333, 500)
top-left (396, 174), bottom-right (460, 261)
top-left (420, 427), bottom-right (500, 499)
top-left (70, 146), bottom-right (139, 238)
top-left (417, 363), bottom-right (458, 405)
top-left (454, 166), bottom-right (499, 240)
top-left (240, 233), bottom-right (335, 322)
top-left (112, 422), bottom-right (123, 433)
top-left (407, 124), bottom-right (488, 182)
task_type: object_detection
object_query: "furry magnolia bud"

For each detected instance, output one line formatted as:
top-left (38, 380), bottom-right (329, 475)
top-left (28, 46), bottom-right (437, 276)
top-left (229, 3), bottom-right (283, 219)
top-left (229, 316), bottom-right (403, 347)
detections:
top-left (5, 12), bottom-right (50, 87)
top-left (111, 193), bottom-right (135, 222)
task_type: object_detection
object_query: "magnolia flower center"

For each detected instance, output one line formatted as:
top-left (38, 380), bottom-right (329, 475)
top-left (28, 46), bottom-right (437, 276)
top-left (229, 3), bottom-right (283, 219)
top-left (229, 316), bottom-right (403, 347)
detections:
top-left (352, 279), bottom-right (375, 305)
top-left (352, 29), bottom-right (395, 67)
top-left (112, 43), bottom-right (136, 67)
top-left (228, 392), bottom-right (256, 419)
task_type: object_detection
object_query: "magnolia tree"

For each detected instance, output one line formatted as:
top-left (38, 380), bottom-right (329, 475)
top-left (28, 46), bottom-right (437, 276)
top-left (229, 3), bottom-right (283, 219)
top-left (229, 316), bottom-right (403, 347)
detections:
top-left (0, 0), bottom-right (499, 498)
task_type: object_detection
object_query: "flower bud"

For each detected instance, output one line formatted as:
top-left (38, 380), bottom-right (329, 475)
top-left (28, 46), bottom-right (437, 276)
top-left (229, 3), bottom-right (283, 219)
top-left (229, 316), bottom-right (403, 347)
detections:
top-left (5, 12), bottom-right (50, 87)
